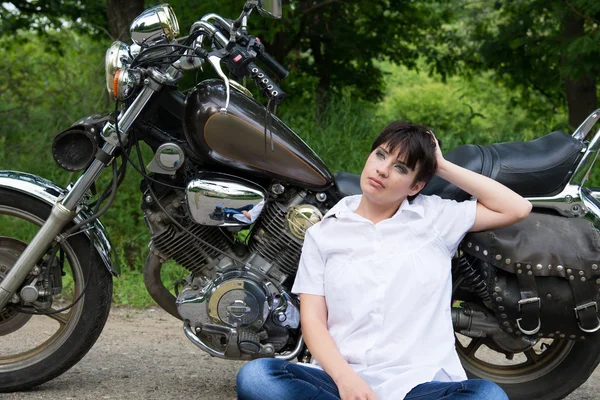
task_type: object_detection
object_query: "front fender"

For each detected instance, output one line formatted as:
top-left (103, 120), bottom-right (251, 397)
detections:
top-left (0, 170), bottom-right (120, 276)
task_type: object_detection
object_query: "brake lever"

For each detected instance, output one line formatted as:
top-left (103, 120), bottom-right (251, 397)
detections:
top-left (207, 53), bottom-right (231, 115)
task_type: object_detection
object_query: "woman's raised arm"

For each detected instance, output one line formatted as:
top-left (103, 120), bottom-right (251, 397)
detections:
top-left (432, 137), bottom-right (532, 232)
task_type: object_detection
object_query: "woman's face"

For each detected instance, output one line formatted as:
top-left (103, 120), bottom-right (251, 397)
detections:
top-left (359, 144), bottom-right (425, 207)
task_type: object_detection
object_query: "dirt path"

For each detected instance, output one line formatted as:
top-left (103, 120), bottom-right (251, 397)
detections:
top-left (3, 306), bottom-right (599, 400)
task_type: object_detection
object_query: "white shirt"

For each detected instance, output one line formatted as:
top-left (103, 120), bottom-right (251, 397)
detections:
top-left (291, 194), bottom-right (477, 400)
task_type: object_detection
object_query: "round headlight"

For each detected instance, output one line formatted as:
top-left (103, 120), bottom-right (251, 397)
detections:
top-left (130, 4), bottom-right (180, 47)
top-left (113, 68), bottom-right (142, 100)
top-left (105, 41), bottom-right (132, 95)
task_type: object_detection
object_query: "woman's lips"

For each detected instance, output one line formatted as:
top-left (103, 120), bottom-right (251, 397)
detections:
top-left (368, 177), bottom-right (384, 188)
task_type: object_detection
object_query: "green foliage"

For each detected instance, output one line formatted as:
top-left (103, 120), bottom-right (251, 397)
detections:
top-left (457, 0), bottom-right (600, 125)
top-left (376, 61), bottom-right (569, 148)
top-left (0, 0), bottom-right (107, 38)
top-left (1, 1), bottom-right (467, 107)
top-left (0, 30), bottom-right (109, 180)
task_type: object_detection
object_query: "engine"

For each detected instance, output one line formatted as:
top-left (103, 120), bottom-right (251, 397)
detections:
top-left (142, 179), bottom-right (327, 360)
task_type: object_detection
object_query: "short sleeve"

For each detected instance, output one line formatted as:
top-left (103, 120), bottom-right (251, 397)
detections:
top-left (291, 227), bottom-right (325, 296)
top-left (430, 195), bottom-right (478, 255)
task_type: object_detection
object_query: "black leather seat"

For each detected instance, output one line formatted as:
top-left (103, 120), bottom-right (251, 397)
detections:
top-left (335, 131), bottom-right (584, 201)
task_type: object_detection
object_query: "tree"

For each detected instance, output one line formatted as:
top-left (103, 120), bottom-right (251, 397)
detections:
top-left (0, 0), bottom-right (141, 42)
top-left (0, 1), bottom-right (460, 113)
top-left (463, 0), bottom-right (600, 128)
top-left (106, 0), bottom-right (144, 42)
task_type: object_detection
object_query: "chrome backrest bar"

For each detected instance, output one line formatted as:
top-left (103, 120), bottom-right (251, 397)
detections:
top-left (573, 109), bottom-right (600, 141)
top-left (570, 126), bottom-right (600, 188)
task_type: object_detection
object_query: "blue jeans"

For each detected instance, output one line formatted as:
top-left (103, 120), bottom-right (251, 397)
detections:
top-left (236, 359), bottom-right (509, 400)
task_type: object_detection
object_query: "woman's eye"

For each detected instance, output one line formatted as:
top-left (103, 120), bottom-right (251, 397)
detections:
top-left (394, 165), bottom-right (407, 173)
top-left (376, 151), bottom-right (385, 159)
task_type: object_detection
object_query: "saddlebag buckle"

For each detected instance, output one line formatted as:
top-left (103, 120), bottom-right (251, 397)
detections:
top-left (516, 297), bottom-right (541, 335)
top-left (574, 301), bottom-right (600, 333)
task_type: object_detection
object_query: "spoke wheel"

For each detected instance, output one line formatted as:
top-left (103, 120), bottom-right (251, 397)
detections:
top-left (0, 189), bottom-right (112, 392)
top-left (456, 334), bottom-right (574, 384)
top-left (456, 330), bottom-right (600, 400)
top-left (0, 229), bottom-right (85, 370)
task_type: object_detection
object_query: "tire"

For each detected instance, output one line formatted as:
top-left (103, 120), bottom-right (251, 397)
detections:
top-left (0, 188), bottom-right (113, 392)
top-left (457, 332), bottom-right (600, 400)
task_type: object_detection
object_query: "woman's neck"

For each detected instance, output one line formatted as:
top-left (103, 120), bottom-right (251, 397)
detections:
top-left (354, 196), bottom-right (404, 225)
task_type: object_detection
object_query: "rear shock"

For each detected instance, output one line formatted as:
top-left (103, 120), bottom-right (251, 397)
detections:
top-left (456, 254), bottom-right (490, 303)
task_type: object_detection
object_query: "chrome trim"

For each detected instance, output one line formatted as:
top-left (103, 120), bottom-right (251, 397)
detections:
top-left (230, 80), bottom-right (253, 98)
top-left (0, 201), bottom-right (74, 309)
top-left (516, 298), bottom-right (541, 335)
top-left (101, 83), bottom-right (159, 147)
top-left (256, 0), bottom-right (283, 19)
top-left (275, 335), bottom-right (304, 360)
top-left (569, 127), bottom-right (600, 188)
top-left (575, 302), bottom-right (600, 333)
top-left (207, 55), bottom-right (231, 114)
top-left (581, 188), bottom-right (600, 226)
top-left (183, 322), bottom-right (229, 358)
top-left (572, 109), bottom-right (600, 141)
top-left (190, 19), bottom-right (229, 48)
top-left (0, 171), bottom-right (119, 277)
top-left (147, 143), bottom-right (185, 175)
top-left (185, 174), bottom-right (266, 227)
top-left (130, 4), bottom-right (180, 47)
top-left (183, 322), bottom-right (304, 361)
top-left (105, 41), bottom-right (132, 95)
top-left (62, 142), bottom-right (116, 209)
top-left (526, 184), bottom-right (584, 217)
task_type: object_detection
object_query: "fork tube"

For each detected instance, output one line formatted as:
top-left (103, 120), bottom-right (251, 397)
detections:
top-left (0, 142), bottom-right (115, 309)
top-left (0, 202), bottom-right (75, 309)
top-left (62, 142), bottom-right (116, 209)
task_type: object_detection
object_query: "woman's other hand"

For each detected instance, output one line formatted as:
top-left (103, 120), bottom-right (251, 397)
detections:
top-left (336, 371), bottom-right (379, 400)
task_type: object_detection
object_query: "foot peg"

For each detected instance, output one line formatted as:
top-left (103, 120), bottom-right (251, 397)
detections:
top-left (238, 331), bottom-right (261, 354)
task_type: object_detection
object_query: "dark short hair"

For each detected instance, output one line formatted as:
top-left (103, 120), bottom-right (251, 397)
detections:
top-left (370, 121), bottom-right (440, 201)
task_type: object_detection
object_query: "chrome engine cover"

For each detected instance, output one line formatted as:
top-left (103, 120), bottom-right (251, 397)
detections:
top-left (177, 270), bottom-right (270, 330)
top-left (175, 266), bottom-right (301, 360)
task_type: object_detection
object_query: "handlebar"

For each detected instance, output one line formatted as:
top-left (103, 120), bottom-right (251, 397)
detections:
top-left (189, 14), bottom-right (288, 106)
top-left (256, 52), bottom-right (289, 81)
top-left (247, 62), bottom-right (286, 105)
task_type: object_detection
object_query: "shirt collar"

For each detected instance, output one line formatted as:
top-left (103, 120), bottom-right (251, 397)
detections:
top-left (324, 194), bottom-right (425, 221)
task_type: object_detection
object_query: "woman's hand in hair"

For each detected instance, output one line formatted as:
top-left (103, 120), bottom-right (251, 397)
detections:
top-left (428, 131), bottom-right (445, 172)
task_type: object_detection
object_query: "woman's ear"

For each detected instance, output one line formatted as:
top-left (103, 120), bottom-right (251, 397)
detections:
top-left (408, 180), bottom-right (425, 196)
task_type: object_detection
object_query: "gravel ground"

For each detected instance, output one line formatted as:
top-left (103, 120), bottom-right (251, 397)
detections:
top-left (2, 306), bottom-right (598, 400)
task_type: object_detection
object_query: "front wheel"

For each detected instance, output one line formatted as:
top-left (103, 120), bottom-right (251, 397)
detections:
top-left (0, 189), bottom-right (113, 392)
top-left (456, 332), bottom-right (600, 399)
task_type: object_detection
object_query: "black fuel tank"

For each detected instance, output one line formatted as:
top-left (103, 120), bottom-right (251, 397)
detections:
top-left (183, 79), bottom-right (333, 190)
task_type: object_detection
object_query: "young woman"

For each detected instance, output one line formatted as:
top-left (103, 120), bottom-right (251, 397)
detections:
top-left (237, 121), bottom-right (532, 400)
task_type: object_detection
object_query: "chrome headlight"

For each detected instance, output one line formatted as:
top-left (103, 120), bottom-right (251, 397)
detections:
top-left (105, 41), bottom-right (132, 95)
top-left (130, 4), bottom-right (180, 47)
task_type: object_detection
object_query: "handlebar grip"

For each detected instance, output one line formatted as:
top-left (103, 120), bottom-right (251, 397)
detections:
top-left (247, 63), bottom-right (286, 105)
top-left (257, 52), bottom-right (289, 81)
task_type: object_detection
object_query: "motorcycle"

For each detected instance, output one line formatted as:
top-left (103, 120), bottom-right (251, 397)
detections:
top-left (0, 2), bottom-right (599, 399)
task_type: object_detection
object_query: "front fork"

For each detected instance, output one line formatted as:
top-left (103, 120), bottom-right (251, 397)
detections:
top-left (0, 80), bottom-right (160, 310)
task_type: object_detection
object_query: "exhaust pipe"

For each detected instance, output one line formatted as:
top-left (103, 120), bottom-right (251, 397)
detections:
top-left (143, 253), bottom-right (182, 320)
